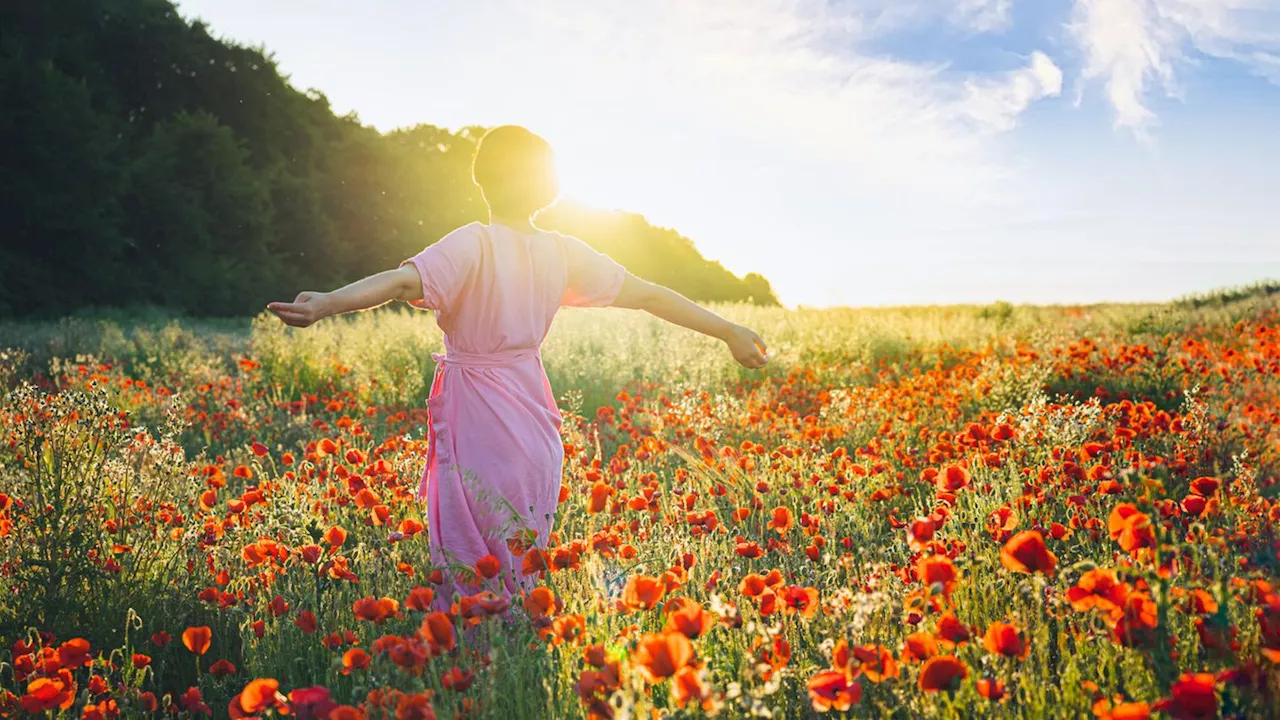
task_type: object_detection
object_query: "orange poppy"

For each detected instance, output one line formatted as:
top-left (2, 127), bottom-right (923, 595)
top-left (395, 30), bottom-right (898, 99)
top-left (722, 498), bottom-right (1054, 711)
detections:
top-left (917, 554), bottom-right (958, 598)
top-left (1107, 504), bottom-right (1156, 553)
top-left (768, 506), bottom-right (794, 535)
top-left (1067, 569), bottom-right (1130, 614)
top-left (853, 644), bottom-right (899, 682)
top-left (182, 627), bottom-right (212, 655)
top-left (419, 612), bottom-right (456, 653)
top-left (342, 648), bottom-right (369, 674)
top-left (982, 621), bottom-right (1028, 659)
top-left (807, 669), bottom-right (862, 712)
top-left (918, 655), bottom-right (968, 692)
top-left (475, 554), bottom-right (502, 580)
top-left (235, 679), bottom-right (284, 715)
top-left (622, 574), bottom-right (665, 611)
top-left (1000, 531), bottom-right (1057, 574)
top-left (631, 631), bottom-right (694, 683)
top-left (664, 600), bottom-right (715, 639)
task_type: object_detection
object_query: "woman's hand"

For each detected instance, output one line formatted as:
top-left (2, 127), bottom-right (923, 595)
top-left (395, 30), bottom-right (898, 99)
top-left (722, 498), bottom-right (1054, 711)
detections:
top-left (724, 324), bottom-right (769, 369)
top-left (267, 291), bottom-right (332, 328)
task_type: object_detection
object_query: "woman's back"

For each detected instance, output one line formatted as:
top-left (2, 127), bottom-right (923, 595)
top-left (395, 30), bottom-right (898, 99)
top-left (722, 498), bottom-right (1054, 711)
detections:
top-left (401, 222), bottom-right (626, 359)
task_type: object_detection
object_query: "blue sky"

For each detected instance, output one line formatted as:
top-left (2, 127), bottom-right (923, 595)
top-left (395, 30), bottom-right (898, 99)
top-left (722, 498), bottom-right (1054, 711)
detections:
top-left (176, 0), bottom-right (1280, 307)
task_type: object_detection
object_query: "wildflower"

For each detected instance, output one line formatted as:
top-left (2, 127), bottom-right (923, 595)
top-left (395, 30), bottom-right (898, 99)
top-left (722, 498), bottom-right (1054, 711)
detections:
top-left (918, 655), bottom-right (968, 692)
top-left (632, 631), bottom-right (694, 683)
top-left (1000, 531), bottom-right (1057, 574)
top-left (622, 574), bottom-right (665, 611)
top-left (182, 626), bottom-right (212, 655)
top-left (807, 670), bottom-right (862, 712)
top-left (982, 621), bottom-right (1028, 659)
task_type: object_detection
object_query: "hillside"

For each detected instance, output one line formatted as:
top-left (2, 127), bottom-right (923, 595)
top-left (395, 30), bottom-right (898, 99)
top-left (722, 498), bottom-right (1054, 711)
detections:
top-left (0, 0), bottom-right (777, 317)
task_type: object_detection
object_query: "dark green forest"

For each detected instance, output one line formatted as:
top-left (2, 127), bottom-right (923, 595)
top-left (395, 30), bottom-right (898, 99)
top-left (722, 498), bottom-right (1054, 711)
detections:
top-left (0, 0), bottom-right (776, 318)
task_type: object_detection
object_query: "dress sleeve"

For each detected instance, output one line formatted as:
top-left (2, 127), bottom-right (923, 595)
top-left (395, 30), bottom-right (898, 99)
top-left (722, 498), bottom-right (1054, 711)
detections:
top-left (560, 233), bottom-right (626, 307)
top-left (400, 223), bottom-right (482, 312)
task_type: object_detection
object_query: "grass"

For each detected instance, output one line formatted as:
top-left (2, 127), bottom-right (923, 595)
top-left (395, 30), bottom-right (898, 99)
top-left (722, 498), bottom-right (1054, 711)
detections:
top-left (0, 287), bottom-right (1277, 718)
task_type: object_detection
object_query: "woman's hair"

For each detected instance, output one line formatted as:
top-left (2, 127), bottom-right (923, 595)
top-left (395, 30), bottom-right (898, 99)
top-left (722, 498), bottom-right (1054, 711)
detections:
top-left (471, 126), bottom-right (560, 219)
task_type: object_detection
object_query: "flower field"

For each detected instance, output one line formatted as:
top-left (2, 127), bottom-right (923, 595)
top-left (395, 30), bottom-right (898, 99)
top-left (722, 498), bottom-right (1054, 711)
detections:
top-left (1, 290), bottom-right (1278, 719)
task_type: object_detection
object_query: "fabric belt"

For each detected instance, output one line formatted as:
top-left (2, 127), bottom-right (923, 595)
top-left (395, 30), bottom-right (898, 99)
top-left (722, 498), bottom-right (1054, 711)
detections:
top-left (431, 347), bottom-right (540, 369)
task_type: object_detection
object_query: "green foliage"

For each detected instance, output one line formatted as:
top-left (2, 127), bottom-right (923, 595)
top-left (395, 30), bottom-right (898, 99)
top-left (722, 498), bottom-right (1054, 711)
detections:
top-left (0, 0), bottom-right (777, 318)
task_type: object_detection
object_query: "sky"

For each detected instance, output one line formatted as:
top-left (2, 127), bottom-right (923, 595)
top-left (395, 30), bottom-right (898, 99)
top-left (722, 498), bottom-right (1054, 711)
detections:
top-left (176, 0), bottom-right (1280, 308)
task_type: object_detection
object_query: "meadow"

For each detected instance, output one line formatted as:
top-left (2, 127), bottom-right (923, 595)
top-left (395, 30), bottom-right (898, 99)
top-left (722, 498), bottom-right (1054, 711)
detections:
top-left (0, 287), bottom-right (1278, 718)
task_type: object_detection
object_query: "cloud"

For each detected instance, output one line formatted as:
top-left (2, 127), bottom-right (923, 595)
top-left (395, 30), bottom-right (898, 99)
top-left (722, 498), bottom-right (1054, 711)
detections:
top-left (951, 0), bottom-right (1015, 33)
top-left (961, 51), bottom-right (1064, 132)
top-left (1070, 0), bottom-right (1280, 138)
top-left (521, 0), bottom-right (1058, 197)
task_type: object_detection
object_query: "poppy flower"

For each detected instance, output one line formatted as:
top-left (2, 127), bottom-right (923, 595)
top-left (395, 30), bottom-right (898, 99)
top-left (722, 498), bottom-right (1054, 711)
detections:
top-left (908, 517), bottom-right (935, 550)
top-left (664, 600), bottom-right (714, 639)
top-left (442, 666), bottom-right (474, 691)
top-left (1189, 477), bottom-right (1220, 497)
top-left (982, 621), bottom-right (1028, 659)
top-left (324, 525), bottom-right (347, 548)
top-left (1068, 569), bottom-right (1131, 614)
top-left (295, 610), bottom-right (317, 634)
top-left (524, 587), bottom-right (558, 618)
top-left (20, 678), bottom-right (75, 713)
top-left (209, 659), bottom-right (237, 677)
top-left (740, 573), bottom-right (768, 598)
top-left (631, 631), bottom-right (694, 683)
top-left (918, 655), bottom-right (968, 692)
top-left (671, 665), bottom-right (710, 709)
top-left (917, 554), bottom-right (958, 598)
top-left (405, 587), bottom-right (435, 611)
top-left (419, 612), bottom-right (456, 653)
top-left (902, 632), bottom-right (939, 662)
top-left (781, 585), bottom-right (820, 619)
top-left (768, 506), bottom-right (794, 535)
top-left (1000, 531), bottom-right (1057, 574)
top-left (807, 670), bottom-right (862, 712)
top-left (342, 648), bottom-right (369, 674)
top-left (937, 465), bottom-right (970, 492)
top-left (1152, 673), bottom-right (1217, 719)
top-left (853, 644), bottom-right (899, 682)
top-left (588, 482), bottom-right (613, 514)
top-left (622, 574), bottom-right (665, 611)
top-left (1108, 504), bottom-right (1156, 553)
top-left (353, 597), bottom-right (400, 624)
top-left (290, 687), bottom-right (337, 719)
top-left (182, 627), bottom-right (212, 655)
top-left (977, 677), bottom-right (1006, 701)
top-left (936, 612), bottom-right (970, 647)
top-left (131, 653), bottom-right (151, 669)
top-left (234, 679), bottom-right (286, 716)
top-left (475, 554), bottom-right (502, 580)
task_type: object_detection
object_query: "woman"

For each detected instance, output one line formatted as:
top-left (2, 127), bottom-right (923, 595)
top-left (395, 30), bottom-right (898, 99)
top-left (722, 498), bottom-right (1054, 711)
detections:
top-left (268, 125), bottom-right (768, 609)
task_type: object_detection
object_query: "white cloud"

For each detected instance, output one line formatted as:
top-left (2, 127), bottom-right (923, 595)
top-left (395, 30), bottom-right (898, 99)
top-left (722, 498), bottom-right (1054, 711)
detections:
top-left (1070, 0), bottom-right (1280, 138)
top-left (522, 0), bottom-right (1057, 197)
top-left (961, 51), bottom-right (1064, 132)
top-left (951, 0), bottom-right (1015, 33)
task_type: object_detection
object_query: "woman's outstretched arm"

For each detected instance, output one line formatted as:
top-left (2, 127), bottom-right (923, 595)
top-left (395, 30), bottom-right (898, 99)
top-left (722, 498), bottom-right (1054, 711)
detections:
top-left (267, 266), bottom-right (422, 328)
top-left (612, 273), bottom-right (769, 369)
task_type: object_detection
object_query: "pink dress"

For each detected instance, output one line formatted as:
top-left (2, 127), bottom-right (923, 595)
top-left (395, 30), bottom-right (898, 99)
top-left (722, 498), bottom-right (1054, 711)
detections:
top-left (400, 222), bottom-right (625, 609)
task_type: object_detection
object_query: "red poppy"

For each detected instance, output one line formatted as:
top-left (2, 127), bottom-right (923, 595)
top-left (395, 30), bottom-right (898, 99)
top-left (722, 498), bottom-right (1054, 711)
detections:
top-left (182, 627), bottom-right (212, 655)
top-left (622, 574), bottom-right (665, 611)
top-left (918, 655), bottom-right (968, 692)
top-left (982, 621), bottom-right (1028, 659)
top-left (1000, 531), bottom-right (1057, 574)
top-left (475, 554), bottom-right (502, 580)
top-left (631, 632), bottom-right (694, 683)
top-left (807, 670), bottom-right (862, 712)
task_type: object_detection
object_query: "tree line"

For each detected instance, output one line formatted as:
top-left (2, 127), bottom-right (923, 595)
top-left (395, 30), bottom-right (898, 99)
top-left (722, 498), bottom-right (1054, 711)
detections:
top-left (0, 0), bottom-right (777, 318)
